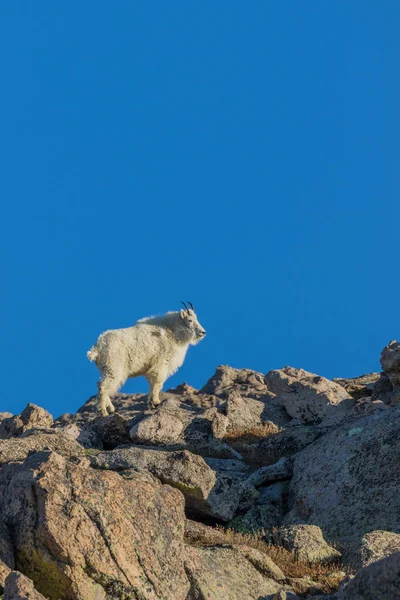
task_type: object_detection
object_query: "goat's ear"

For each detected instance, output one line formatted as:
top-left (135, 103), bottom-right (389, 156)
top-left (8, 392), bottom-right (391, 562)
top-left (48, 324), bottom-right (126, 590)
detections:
top-left (180, 309), bottom-right (187, 319)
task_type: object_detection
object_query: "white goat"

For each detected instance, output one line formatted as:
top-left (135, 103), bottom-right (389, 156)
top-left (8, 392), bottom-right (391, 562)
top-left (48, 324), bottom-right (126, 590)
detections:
top-left (87, 302), bottom-right (206, 416)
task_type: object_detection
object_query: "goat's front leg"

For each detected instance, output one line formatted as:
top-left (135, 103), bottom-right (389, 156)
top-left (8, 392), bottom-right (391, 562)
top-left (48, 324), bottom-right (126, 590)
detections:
top-left (146, 374), bottom-right (165, 409)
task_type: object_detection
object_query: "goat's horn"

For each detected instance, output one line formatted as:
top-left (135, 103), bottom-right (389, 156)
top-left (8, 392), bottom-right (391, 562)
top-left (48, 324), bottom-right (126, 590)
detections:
top-left (187, 301), bottom-right (194, 310)
top-left (180, 301), bottom-right (189, 312)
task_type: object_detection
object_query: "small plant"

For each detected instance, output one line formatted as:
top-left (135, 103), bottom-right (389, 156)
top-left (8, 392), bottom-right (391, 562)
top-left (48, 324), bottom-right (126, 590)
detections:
top-left (185, 524), bottom-right (350, 595)
top-left (84, 448), bottom-right (100, 456)
top-left (223, 422), bottom-right (282, 443)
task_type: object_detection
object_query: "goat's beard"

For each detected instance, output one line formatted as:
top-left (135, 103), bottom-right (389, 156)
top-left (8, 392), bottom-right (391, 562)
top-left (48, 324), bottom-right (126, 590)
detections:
top-left (190, 335), bottom-right (204, 346)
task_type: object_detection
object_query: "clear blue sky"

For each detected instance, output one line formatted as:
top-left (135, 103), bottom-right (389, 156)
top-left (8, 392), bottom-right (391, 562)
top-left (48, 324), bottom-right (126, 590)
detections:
top-left (1, 2), bottom-right (399, 417)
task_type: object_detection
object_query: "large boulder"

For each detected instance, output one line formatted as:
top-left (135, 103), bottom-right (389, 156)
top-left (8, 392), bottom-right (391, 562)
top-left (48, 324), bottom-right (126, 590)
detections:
top-left (200, 366), bottom-right (267, 397)
top-left (225, 391), bottom-right (260, 433)
top-left (286, 407), bottom-right (400, 540)
top-left (185, 546), bottom-right (285, 600)
top-left (0, 404), bottom-right (53, 441)
top-left (359, 531), bottom-right (400, 568)
top-left (333, 373), bottom-right (382, 400)
top-left (336, 552), bottom-right (400, 599)
top-left (264, 367), bottom-right (353, 424)
top-left (20, 404), bottom-right (53, 430)
top-left (0, 431), bottom-right (86, 466)
top-left (0, 450), bottom-right (190, 600)
top-left (129, 410), bottom-right (184, 444)
top-left (184, 520), bottom-right (286, 582)
top-left (201, 366), bottom-right (291, 427)
top-left (381, 340), bottom-right (400, 388)
top-left (91, 446), bottom-right (245, 521)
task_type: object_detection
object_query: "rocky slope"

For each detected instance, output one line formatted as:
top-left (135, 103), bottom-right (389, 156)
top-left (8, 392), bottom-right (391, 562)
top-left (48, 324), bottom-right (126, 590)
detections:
top-left (1, 342), bottom-right (400, 599)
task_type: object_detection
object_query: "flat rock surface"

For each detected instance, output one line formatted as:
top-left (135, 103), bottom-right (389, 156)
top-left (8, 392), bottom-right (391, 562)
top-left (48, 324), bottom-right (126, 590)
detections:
top-left (286, 407), bottom-right (400, 540)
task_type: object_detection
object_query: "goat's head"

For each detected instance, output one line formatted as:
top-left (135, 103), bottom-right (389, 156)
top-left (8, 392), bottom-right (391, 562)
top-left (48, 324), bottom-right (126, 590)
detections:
top-left (180, 301), bottom-right (206, 344)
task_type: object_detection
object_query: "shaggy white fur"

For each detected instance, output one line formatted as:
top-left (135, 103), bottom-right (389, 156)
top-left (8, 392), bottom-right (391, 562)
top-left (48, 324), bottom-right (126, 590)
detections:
top-left (87, 306), bottom-right (206, 416)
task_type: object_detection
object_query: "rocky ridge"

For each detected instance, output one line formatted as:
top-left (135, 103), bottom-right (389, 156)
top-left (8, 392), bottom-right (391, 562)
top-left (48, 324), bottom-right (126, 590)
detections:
top-left (0, 341), bottom-right (399, 598)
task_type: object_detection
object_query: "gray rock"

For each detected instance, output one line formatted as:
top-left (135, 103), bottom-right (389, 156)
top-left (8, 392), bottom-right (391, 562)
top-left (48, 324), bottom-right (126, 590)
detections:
top-left (360, 531), bottom-right (400, 567)
top-left (0, 413), bottom-right (13, 422)
top-left (129, 410), bottom-right (184, 444)
top-left (200, 365), bottom-right (267, 397)
top-left (371, 372), bottom-right (394, 402)
top-left (4, 571), bottom-right (47, 600)
top-left (225, 391), bottom-right (259, 433)
top-left (90, 413), bottom-right (131, 449)
top-left (185, 545), bottom-right (285, 599)
top-left (184, 519), bottom-right (229, 546)
top-left (273, 592), bottom-right (302, 600)
top-left (0, 416), bottom-right (23, 440)
top-left (20, 404), bottom-right (53, 429)
top-left (0, 521), bottom-right (14, 587)
top-left (55, 422), bottom-right (103, 449)
top-left (211, 411), bottom-right (229, 439)
top-left (346, 397), bottom-right (389, 419)
top-left (236, 482), bottom-right (261, 512)
top-left (336, 552), bottom-right (400, 599)
top-left (229, 504), bottom-right (283, 534)
top-left (203, 457), bottom-right (250, 475)
top-left (0, 559), bottom-right (12, 590)
top-left (242, 425), bottom-right (320, 466)
top-left (286, 407), bottom-right (400, 540)
top-left (381, 340), bottom-right (400, 388)
top-left (0, 431), bottom-right (86, 466)
top-left (272, 525), bottom-right (341, 564)
top-left (264, 367), bottom-right (353, 424)
top-left (0, 450), bottom-right (190, 600)
top-left (256, 482), bottom-right (285, 507)
top-left (91, 446), bottom-right (243, 521)
top-left (333, 373), bottom-right (382, 399)
top-left (247, 457), bottom-right (293, 488)
top-left (201, 366), bottom-right (291, 428)
top-left (235, 545), bottom-right (286, 582)
top-left (0, 404), bottom-right (53, 441)
top-left (73, 375), bottom-right (289, 459)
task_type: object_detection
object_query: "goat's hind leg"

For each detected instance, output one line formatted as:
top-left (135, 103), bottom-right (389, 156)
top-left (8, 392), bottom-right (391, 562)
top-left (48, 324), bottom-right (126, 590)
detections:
top-left (97, 372), bottom-right (125, 416)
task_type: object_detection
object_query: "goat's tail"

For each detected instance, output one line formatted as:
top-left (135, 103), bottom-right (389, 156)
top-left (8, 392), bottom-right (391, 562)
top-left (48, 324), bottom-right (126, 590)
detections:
top-left (87, 346), bottom-right (99, 362)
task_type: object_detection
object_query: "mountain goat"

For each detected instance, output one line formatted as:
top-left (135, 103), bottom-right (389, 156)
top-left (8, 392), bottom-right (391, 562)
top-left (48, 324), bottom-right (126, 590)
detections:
top-left (87, 302), bottom-right (206, 416)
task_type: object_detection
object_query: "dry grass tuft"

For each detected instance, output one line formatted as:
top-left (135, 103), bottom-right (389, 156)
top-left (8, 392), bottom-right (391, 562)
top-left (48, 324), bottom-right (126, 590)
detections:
top-left (222, 423), bottom-right (283, 466)
top-left (185, 524), bottom-right (350, 595)
top-left (223, 422), bottom-right (282, 444)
